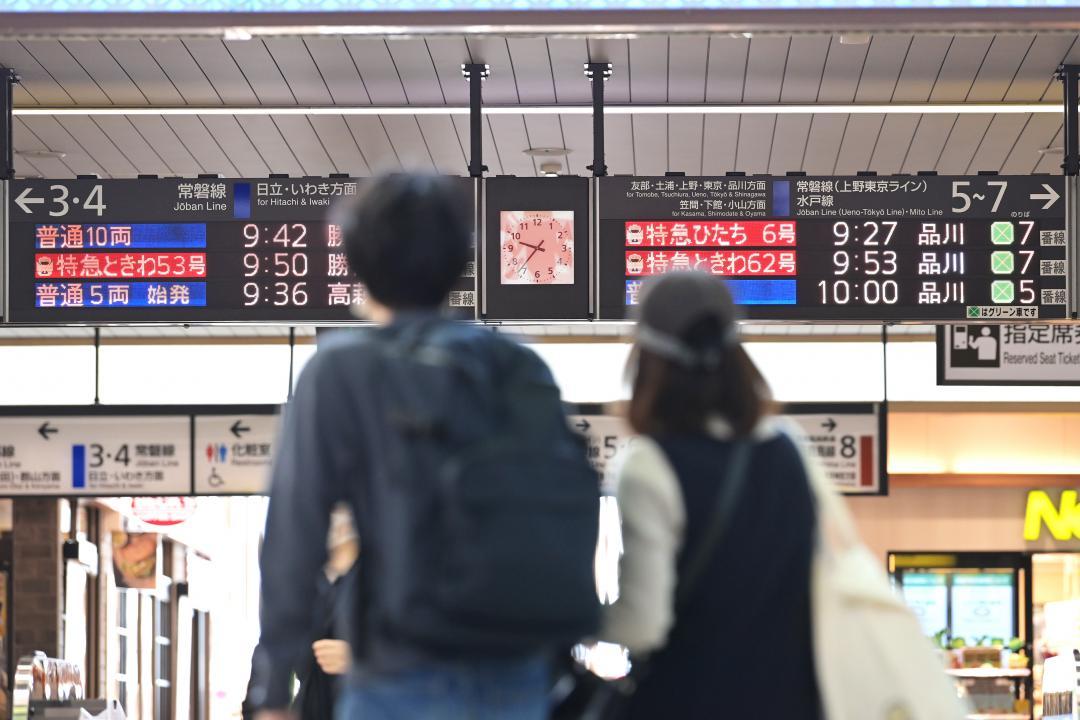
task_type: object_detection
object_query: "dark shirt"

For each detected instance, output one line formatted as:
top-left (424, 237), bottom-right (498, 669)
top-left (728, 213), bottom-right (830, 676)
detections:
top-left (626, 431), bottom-right (822, 720)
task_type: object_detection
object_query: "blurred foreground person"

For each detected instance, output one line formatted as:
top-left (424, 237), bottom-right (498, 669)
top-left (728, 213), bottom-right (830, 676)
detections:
top-left (601, 272), bottom-right (821, 720)
top-left (250, 174), bottom-right (600, 720)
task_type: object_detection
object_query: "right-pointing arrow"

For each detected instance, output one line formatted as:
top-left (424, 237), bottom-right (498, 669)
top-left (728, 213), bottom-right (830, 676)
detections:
top-left (1030, 183), bottom-right (1060, 210)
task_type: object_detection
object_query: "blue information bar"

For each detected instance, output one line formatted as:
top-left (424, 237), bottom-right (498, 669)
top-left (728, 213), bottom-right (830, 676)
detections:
top-left (35, 223), bottom-right (207, 250)
top-left (35, 282), bottom-right (208, 308)
top-left (72, 445), bottom-right (86, 489)
top-left (626, 278), bottom-right (796, 306)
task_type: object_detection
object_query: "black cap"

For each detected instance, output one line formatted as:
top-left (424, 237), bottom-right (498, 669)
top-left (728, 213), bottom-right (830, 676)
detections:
top-left (633, 272), bottom-right (740, 369)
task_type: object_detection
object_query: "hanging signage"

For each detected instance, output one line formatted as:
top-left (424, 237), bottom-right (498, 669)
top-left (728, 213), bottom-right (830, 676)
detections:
top-left (481, 176), bottom-right (592, 320)
top-left (6, 177), bottom-right (475, 323)
top-left (0, 415), bottom-right (191, 496)
top-left (597, 175), bottom-right (1066, 322)
top-left (784, 403), bottom-right (886, 495)
top-left (938, 324), bottom-right (1080, 386)
top-left (131, 497), bottom-right (197, 527)
top-left (193, 414), bottom-right (278, 495)
top-left (566, 402), bottom-right (885, 495)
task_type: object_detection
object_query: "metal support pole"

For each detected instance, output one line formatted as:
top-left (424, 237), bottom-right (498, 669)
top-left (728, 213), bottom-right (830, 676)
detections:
top-left (0, 67), bottom-right (19, 180)
top-left (462, 63), bottom-right (489, 178)
top-left (584, 63), bottom-right (613, 177)
top-left (1060, 65), bottom-right (1079, 176)
top-left (1059, 66), bottom-right (1080, 317)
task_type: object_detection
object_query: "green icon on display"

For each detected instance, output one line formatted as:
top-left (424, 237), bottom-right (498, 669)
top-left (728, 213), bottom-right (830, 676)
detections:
top-left (991, 251), bottom-right (1015, 274)
top-left (991, 222), bottom-right (1015, 245)
top-left (967, 306), bottom-right (982, 319)
top-left (991, 280), bottom-right (1015, 304)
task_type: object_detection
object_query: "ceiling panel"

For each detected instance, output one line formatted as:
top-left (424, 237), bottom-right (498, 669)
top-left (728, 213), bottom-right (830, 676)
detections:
top-left (743, 37), bottom-right (789, 103)
top-left (1001, 114), bottom-right (1062, 175)
top-left (802, 114), bottom-right (848, 174)
top-left (303, 37), bottom-right (371, 105)
top-left (1033, 126), bottom-right (1064, 174)
top-left (61, 40), bottom-right (148, 106)
top-left (487, 114), bottom-right (533, 176)
top-left (668, 114), bottom-right (704, 176)
top-left (144, 39), bottom-right (226, 105)
top-left (523, 114), bottom-right (567, 173)
top-left (868, 114), bottom-right (920, 174)
top-left (21, 40), bottom-right (110, 105)
top-left (0, 40), bottom-right (67, 105)
top-left (199, 115), bottom-right (270, 176)
top-left (507, 38), bottom-right (556, 105)
top-left (221, 40), bottom-right (295, 105)
top-left (901, 114), bottom-right (956, 173)
top-left (854, 35), bottom-right (912, 103)
top-left (586, 39), bottom-right (629, 104)
top-left (834, 114), bottom-right (886, 174)
top-left (387, 38), bottom-right (446, 105)
top-left (416, 115), bottom-right (467, 175)
top-left (93, 116), bottom-right (171, 175)
top-left (425, 37), bottom-right (471, 106)
top-left (667, 36), bottom-right (708, 104)
top-left (102, 40), bottom-right (186, 106)
top-left (817, 37), bottom-right (871, 103)
top-left (344, 39), bottom-right (406, 105)
top-left (56, 117), bottom-right (137, 175)
top-left (309, 115), bottom-right (370, 176)
top-left (452, 114), bottom-right (501, 175)
top-left (163, 116), bottom-right (238, 176)
top-left (558, 114), bottom-right (592, 176)
top-left (465, 38), bottom-right (518, 105)
top-left (1043, 36), bottom-right (1080, 101)
top-left (632, 114), bottom-right (666, 175)
top-left (780, 36), bottom-right (830, 103)
top-left (237, 115), bottom-right (302, 175)
top-left (381, 115), bottom-right (436, 172)
top-left (273, 115), bottom-right (336, 175)
top-left (547, 38), bottom-right (591, 105)
top-left (891, 35), bottom-right (953, 102)
top-left (701, 115), bottom-right (739, 174)
top-left (128, 115), bottom-right (203, 176)
top-left (735, 113), bottom-right (775, 174)
top-left (934, 114), bottom-right (993, 174)
top-left (20, 117), bottom-right (104, 176)
top-left (602, 114), bottom-right (635, 176)
top-left (263, 37), bottom-right (334, 106)
top-left (967, 34), bottom-right (1036, 102)
top-left (705, 36), bottom-right (748, 103)
top-left (178, 39), bottom-right (261, 105)
top-left (1005, 34), bottom-right (1076, 102)
top-left (929, 35), bottom-right (994, 102)
top-left (347, 116), bottom-right (401, 174)
top-left (629, 36), bottom-right (668, 104)
top-left (768, 114), bottom-right (812, 175)
top-left (965, 113), bottom-right (1029, 173)
top-left (13, 118), bottom-right (73, 176)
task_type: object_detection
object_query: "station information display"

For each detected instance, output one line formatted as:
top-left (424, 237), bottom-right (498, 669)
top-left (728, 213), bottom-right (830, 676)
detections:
top-left (598, 175), bottom-right (1067, 322)
top-left (6, 177), bottom-right (476, 323)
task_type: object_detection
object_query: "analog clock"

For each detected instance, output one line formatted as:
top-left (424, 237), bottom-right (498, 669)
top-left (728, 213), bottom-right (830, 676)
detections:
top-left (500, 210), bottom-right (574, 285)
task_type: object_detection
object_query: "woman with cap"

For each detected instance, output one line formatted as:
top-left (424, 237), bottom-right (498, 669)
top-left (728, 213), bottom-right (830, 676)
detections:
top-left (601, 272), bottom-right (821, 719)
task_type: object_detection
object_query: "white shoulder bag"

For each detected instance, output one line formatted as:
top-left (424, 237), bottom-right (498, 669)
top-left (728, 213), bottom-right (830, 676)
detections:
top-left (808, 462), bottom-right (970, 720)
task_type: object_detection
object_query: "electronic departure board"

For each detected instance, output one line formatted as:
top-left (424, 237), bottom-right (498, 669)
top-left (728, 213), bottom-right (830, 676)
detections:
top-left (597, 175), bottom-right (1067, 322)
top-left (6, 178), bottom-right (476, 323)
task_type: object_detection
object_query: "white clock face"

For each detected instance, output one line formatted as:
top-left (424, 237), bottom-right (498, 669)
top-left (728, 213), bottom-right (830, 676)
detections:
top-left (500, 210), bottom-right (575, 286)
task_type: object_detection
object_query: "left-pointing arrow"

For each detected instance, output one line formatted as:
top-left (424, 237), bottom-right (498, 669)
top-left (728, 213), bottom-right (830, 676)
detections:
top-left (15, 188), bottom-right (45, 214)
top-left (38, 422), bottom-right (58, 440)
top-left (230, 420), bottom-right (251, 438)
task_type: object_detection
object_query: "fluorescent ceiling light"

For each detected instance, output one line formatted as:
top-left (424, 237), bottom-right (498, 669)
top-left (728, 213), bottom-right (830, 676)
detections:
top-left (13, 103), bottom-right (1060, 117)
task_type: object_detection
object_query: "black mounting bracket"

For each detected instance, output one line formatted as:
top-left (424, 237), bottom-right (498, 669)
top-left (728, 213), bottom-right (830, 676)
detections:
top-left (1, 67), bottom-right (21, 181)
top-left (1058, 64), bottom-right (1079, 176)
top-left (584, 63), bottom-right (613, 178)
top-left (462, 63), bottom-right (490, 178)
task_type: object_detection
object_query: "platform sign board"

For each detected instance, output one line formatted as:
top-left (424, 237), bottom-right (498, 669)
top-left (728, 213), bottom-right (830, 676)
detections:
top-left (193, 414), bottom-right (279, 495)
top-left (937, 324), bottom-right (1080, 386)
top-left (567, 402), bottom-right (886, 495)
top-left (6, 177), bottom-right (475, 323)
top-left (0, 416), bottom-right (191, 496)
top-left (783, 403), bottom-right (886, 495)
top-left (598, 175), bottom-right (1066, 322)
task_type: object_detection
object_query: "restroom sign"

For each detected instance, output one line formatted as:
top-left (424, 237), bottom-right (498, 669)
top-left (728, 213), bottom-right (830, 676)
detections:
top-left (193, 414), bottom-right (278, 494)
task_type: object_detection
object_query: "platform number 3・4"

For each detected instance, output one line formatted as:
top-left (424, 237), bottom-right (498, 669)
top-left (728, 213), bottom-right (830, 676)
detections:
top-left (500, 210), bottom-right (574, 285)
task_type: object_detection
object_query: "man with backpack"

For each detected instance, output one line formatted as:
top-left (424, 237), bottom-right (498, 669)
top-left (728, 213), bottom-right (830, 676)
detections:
top-left (249, 174), bottom-right (600, 720)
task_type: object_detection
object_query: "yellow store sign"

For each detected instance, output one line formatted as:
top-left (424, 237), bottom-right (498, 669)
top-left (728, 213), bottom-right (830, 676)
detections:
top-left (1025, 490), bottom-right (1080, 541)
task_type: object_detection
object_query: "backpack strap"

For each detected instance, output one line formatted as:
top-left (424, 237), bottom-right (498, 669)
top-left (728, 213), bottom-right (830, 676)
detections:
top-left (675, 440), bottom-right (753, 608)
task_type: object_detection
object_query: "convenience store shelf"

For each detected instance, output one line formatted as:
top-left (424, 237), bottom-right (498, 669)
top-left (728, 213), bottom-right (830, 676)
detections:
top-left (948, 668), bottom-right (1032, 679)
